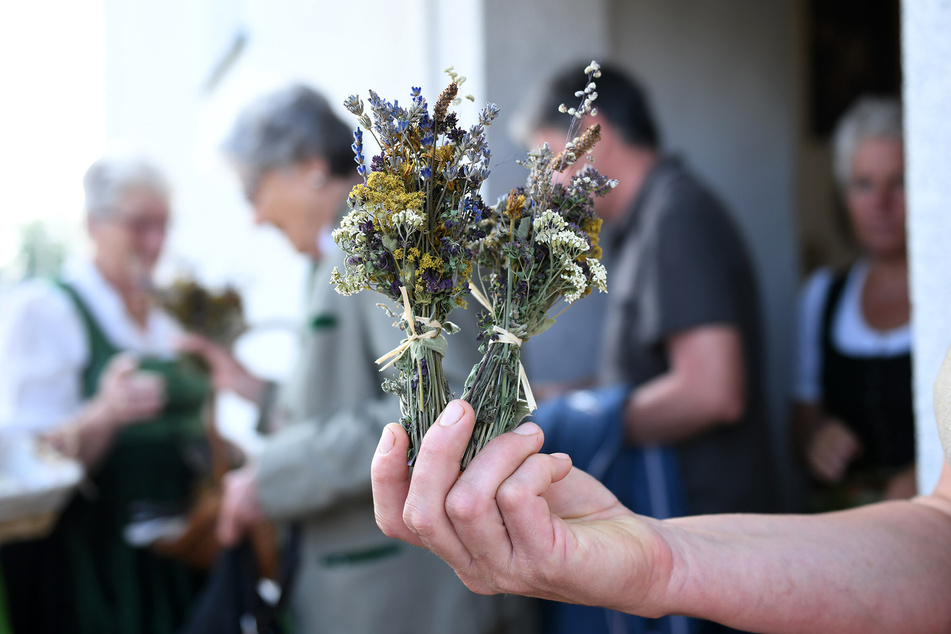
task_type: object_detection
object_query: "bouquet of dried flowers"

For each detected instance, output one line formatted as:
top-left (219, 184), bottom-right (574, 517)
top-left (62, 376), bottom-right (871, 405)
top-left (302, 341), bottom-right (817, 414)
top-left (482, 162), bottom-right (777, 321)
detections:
top-left (460, 62), bottom-right (613, 467)
top-left (331, 71), bottom-right (497, 462)
top-left (157, 278), bottom-right (246, 349)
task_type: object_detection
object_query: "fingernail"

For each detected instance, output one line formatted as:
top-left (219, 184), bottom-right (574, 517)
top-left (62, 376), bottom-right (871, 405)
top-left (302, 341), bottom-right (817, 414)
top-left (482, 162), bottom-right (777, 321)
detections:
top-left (438, 401), bottom-right (464, 426)
top-left (513, 422), bottom-right (540, 436)
top-left (378, 427), bottom-right (395, 454)
top-left (551, 452), bottom-right (571, 461)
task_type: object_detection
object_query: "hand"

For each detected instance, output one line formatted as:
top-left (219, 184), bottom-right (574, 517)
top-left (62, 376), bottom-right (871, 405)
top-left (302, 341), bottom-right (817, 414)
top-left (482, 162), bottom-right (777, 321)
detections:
top-left (217, 465), bottom-right (264, 547)
top-left (883, 464), bottom-right (917, 500)
top-left (371, 400), bottom-right (674, 615)
top-left (806, 418), bottom-right (862, 483)
top-left (92, 353), bottom-right (166, 427)
top-left (177, 333), bottom-right (264, 402)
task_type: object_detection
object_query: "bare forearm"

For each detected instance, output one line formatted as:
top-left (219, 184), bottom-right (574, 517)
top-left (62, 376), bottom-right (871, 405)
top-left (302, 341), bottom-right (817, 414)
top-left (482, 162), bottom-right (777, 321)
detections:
top-left (625, 326), bottom-right (745, 445)
top-left (625, 372), bottom-right (738, 444)
top-left (53, 400), bottom-right (120, 469)
top-left (650, 501), bottom-right (951, 633)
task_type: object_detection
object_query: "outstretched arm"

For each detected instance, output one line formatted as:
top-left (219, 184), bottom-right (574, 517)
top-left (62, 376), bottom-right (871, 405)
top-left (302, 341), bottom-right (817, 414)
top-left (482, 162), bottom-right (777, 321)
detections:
top-left (372, 399), bottom-right (951, 634)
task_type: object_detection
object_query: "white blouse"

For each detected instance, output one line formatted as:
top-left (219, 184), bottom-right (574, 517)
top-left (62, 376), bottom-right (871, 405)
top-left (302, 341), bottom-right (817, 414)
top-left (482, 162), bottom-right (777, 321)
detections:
top-left (793, 259), bottom-right (912, 404)
top-left (0, 259), bottom-right (180, 432)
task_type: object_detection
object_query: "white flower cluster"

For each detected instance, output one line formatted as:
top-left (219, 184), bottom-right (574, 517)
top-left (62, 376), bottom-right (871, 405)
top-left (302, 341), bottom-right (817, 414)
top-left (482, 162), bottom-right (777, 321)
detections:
top-left (332, 211), bottom-right (369, 247)
top-left (560, 257), bottom-right (587, 304)
top-left (534, 209), bottom-right (589, 256)
top-left (330, 265), bottom-right (368, 296)
top-left (558, 61), bottom-right (602, 120)
top-left (391, 208), bottom-right (424, 230)
top-left (588, 258), bottom-right (607, 292)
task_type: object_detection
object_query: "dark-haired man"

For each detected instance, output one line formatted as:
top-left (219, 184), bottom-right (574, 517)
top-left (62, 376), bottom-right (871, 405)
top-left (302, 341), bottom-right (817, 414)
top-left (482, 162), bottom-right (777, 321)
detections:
top-left (522, 63), bottom-right (777, 521)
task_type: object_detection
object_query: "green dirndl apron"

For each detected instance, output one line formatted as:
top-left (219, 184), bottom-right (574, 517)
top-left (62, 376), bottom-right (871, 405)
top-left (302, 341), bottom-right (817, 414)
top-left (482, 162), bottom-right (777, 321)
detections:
top-left (4, 280), bottom-right (211, 634)
top-left (0, 568), bottom-right (11, 634)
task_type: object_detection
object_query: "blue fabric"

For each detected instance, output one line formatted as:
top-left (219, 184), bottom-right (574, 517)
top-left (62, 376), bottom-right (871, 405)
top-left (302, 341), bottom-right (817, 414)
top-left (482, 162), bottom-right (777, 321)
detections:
top-left (533, 385), bottom-right (697, 634)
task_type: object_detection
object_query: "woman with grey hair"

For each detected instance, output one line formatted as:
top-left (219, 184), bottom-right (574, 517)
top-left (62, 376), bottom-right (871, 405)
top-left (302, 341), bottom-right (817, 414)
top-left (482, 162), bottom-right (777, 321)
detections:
top-left (181, 84), bottom-right (524, 634)
top-left (793, 96), bottom-right (912, 510)
top-left (0, 157), bottom-right (210, 633)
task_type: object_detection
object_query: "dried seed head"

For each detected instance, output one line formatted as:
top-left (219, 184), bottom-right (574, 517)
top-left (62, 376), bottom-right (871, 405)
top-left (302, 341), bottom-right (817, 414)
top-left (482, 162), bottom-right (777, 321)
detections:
top-left (433, 82), bottom-right (459, 123)
top-left (550, 124), bottom-right (602, 172)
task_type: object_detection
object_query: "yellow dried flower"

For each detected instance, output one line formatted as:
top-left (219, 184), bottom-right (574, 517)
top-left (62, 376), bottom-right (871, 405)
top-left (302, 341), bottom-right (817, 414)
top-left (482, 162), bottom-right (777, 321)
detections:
top-left (434, 145), bottom-right (455, 164)
top-left (505, 191), bottom-right (526, 221)
top-left (350, 172), bottom-right (426, 229)
top-left (419, 253), bottom-right (443, 271)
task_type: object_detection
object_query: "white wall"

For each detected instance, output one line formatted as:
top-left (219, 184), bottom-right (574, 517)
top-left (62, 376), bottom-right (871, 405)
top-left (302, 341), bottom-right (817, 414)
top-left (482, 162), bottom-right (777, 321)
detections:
top-left (0, 0), bottom-right (105, 272)
top-left (902, 0), bottom-right (951, 493)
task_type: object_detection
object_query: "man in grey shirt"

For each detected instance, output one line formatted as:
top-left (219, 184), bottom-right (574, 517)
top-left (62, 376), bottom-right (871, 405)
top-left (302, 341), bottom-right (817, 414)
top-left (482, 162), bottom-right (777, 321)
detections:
top-left (522, 63), bottom-right (777, 518)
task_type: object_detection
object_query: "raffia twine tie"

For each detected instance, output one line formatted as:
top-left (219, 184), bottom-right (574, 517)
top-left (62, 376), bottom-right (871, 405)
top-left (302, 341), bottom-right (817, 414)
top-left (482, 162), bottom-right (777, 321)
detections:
top-left (467, 282), bottom-right (537, 412)
top-left (376, 286), bottom-right (443, 371)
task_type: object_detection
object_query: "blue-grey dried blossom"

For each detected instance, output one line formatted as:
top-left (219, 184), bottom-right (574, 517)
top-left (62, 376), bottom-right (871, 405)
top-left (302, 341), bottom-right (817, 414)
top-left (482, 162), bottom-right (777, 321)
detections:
top-left (478, 103), bottom-right (501, 126)
top-left (344, 94), bottom-right (364, 116)
top-left (351, 127), bottom-right (366, 174)
top-left (442, 164), bottom-right (460, 180)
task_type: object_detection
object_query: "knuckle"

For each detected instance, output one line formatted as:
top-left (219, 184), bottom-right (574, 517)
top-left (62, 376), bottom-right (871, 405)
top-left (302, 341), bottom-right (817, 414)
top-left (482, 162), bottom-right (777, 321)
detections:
top-left (402, 500), bottom-right (436, 541)
top-left (496, 478), bottom-right (528, 512)
top-left (459, 575), bottom-right (498, 596)
top-left (445, 482), bottom-right (486, 524)
top-left (373, 510), bottom-right (398, 538)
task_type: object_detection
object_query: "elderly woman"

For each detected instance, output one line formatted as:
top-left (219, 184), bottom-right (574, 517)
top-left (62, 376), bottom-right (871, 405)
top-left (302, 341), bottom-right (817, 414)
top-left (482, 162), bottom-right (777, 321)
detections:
top-left (794, 96), bottom-right (912, 509)
top-left (0, 157), bottom-right (209, 634)
top-left (181, 85), bottom-right (527, 634)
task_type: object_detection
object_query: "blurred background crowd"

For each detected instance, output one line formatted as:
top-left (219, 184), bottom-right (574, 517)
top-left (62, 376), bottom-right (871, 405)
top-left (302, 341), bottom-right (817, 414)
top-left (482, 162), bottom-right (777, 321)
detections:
top-left (0, 1), bottom-right (949, 633)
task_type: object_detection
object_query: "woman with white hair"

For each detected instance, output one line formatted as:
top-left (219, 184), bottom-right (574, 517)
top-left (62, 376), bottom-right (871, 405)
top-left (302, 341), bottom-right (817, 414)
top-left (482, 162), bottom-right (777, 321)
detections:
top-left (794, 96), bottom-right (912, 510)
top-left (0, 157), bottom-right (209, 633)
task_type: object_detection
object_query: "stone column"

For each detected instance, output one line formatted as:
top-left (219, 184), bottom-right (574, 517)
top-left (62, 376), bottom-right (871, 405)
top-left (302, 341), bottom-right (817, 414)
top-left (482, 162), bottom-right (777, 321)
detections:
top-left (902, 0), bottom-right (951, 491)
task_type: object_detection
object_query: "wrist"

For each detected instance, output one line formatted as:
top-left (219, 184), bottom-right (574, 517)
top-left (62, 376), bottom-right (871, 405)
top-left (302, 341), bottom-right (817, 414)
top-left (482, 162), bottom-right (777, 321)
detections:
top-left (608, 516), bottom-right (679, 618)
top-left (644, 520), bottom-right (715, 621)
top-left (231, 372), bottom-right (265, 403)
top-left (623, 393), bottom-right (639, 444)
top-left (82, 396), bottom-right (121, 432)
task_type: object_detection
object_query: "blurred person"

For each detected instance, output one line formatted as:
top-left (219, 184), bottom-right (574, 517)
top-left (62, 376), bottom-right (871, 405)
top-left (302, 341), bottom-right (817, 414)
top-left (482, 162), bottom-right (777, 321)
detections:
top-left (0, 157), bottom-right (210, 634)
top-left (180, 84), bottom-right (527, 634)
top-left (518, 62), bottom-right (777, 516)
top-left (513, 61), bottom-right (779, 634)
top-left (513, 62), bottom-right (778, 632)
top-left (793, 96), bottom-right (912, 509)
top-left (368, 342), bottom-right (951, 633)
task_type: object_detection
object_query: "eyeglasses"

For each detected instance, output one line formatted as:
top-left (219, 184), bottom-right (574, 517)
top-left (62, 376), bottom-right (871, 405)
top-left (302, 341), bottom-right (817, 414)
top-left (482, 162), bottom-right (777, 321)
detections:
top-left (108, 214), bottom-right (170, 235)
top-left (847, 177), bottom-right (904, 198)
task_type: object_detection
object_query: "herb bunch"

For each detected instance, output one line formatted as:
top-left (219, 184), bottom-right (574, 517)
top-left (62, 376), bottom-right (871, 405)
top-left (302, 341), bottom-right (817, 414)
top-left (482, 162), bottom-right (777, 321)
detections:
top-left (461, 62), bottom-right (614, 468)
top-left (331, 75), bottom-right (498, 462)
top-left (157, 278), bottom-right (245, 349)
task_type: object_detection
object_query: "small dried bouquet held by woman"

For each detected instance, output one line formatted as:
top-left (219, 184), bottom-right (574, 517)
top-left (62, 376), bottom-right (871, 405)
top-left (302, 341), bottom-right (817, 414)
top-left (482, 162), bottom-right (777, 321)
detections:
top-left (157, 278), bottom-right (246, 349)
top-left (461, 62), bottom-right (613, 467)
top-left (330, 70), bottom-right (495, 461)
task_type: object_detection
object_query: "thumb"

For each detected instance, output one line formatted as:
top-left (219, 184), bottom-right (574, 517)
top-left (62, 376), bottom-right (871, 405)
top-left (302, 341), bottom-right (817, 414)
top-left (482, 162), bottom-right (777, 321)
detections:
top-left (175, 333), bottom-right (208, 354)
top-left (216, 498), bottom-right (238, 546)
top-left (106, 353), bottom-right (139, 378)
